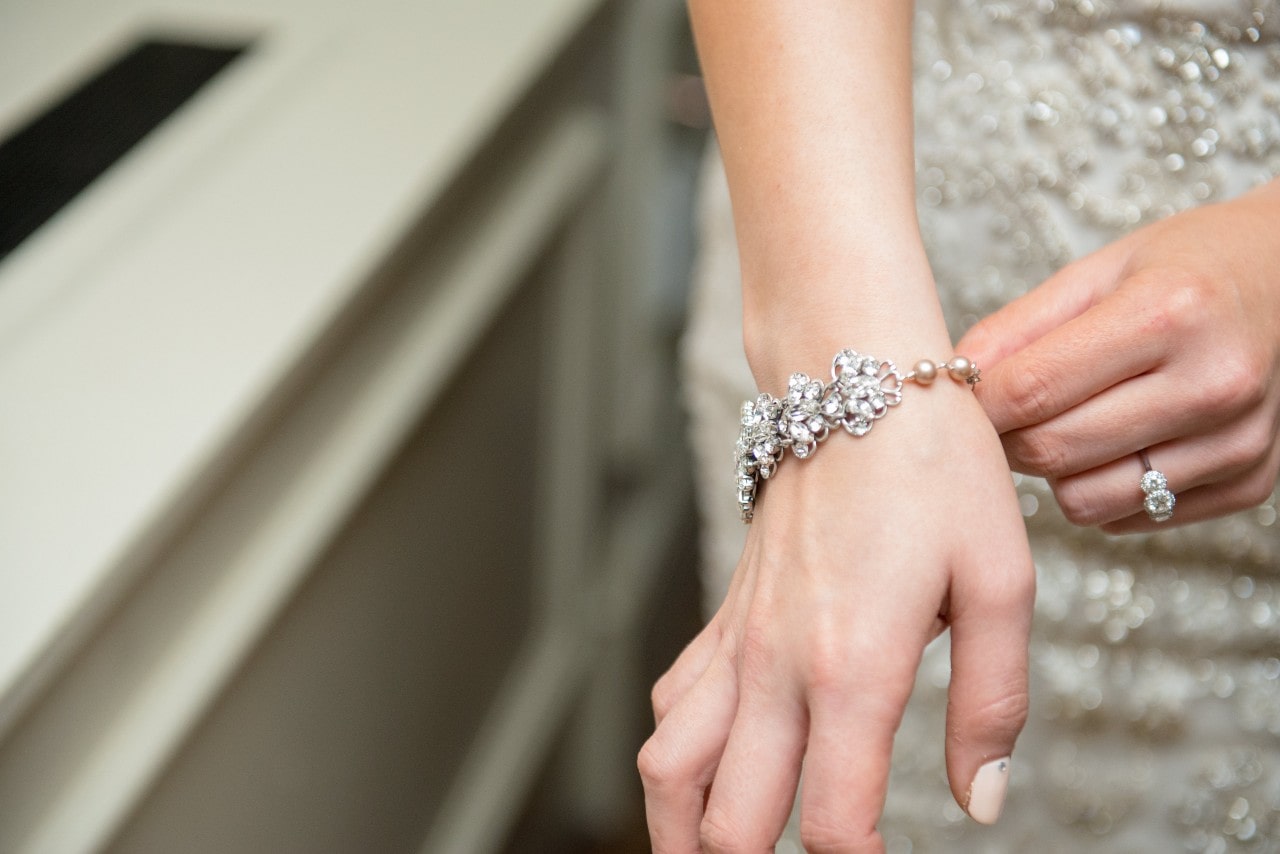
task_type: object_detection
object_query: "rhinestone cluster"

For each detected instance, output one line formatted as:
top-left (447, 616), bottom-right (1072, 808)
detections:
top-left (1142, 468), bottom-right (1176, 522)
top-left (734, 349), bottom-right (976, 522)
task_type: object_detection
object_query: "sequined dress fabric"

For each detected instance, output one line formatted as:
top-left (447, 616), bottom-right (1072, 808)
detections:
top-left (681, 0), bottom-right (1280, 849)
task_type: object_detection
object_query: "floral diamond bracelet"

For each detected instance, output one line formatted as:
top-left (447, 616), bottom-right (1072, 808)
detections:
top-left (734, 348), bottom-right (980, 522)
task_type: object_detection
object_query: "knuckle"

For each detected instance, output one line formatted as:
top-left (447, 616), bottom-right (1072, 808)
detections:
top-left (802, 624), bottom-right (847, 696)
top-left (1009, 428), bottom-right (1069, 477)
top-left (1206, 350), bottom-right (1268, 415)
top-left (1238, 467), bottom-right (1277, 509)
top-left (1143, 274), bottom-right (1205, 336)
top-left (650, 675), bottom-right (678, 721)
top-left (1218, 436), bottom-right (1256, 473)
top-left (799, 813), bottom-right (879, 853)
top-left (1264, 451), bottom-right (1280, 496)
top-left (966, 689), bottom-right (1032, 743)
top-left (1006, 366), bottom-right (1061, 427)
top-left (636, 738), bottom-right (676, 789)
top-left (1053, 478), bottom-right (1101, 526)
top-left (962, 317), bottom-right (998, 358)
top-left (803, 624), bottom-right (913, 704)
top-left (973, 562), bottom-right (1037, 619)
top-left (699, 811), bottom-right (752, 853)
top-left (810, 647), bottom-right (917, 722)
top-left (1220, 419), bottom-right (1275, 473)
top-left (999, 563), bottom-right (1039, 608)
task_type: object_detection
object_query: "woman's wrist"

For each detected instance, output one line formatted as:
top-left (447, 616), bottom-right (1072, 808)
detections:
top-left (740, 244), bottom-right (951, 368)
top-left (742, 279), bottom-right (954, 391)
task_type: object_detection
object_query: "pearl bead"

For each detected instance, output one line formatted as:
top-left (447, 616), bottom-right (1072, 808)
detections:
top-left (948, 356), bottom-right (974, 380)
top-left (913, 359), bottom-right (938, 384)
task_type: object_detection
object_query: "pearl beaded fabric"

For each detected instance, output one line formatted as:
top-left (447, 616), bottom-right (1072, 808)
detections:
top-left (681, 0), bottom-right (1280, 846)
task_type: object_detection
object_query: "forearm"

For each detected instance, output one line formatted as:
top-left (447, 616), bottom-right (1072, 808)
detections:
top-left (689, 0), bottom-right (949, 386)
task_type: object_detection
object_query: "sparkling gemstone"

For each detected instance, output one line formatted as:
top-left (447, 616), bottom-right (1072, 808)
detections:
top-left (846, 418), bottom-right (873, 437)
top-left (1141, 470), bottom-right (1168, 493)
top-left (1145, 490), bottom-right (1176, 521)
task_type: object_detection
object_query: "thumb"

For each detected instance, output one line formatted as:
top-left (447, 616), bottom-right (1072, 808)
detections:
top-left (944, 557), bottom-right (1035, 825)
top-left (956, 244), bottom-right (1130, 371)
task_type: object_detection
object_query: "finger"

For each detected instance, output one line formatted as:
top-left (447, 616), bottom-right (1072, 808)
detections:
top-left (976, 282), bottom-right (1171, 435)
top-left (944, 550), bottom-right (1034, 825)
top-left (1048, 427), bottom-right (1275, 527)
top-left (1102, 478), bottom-right (1276, 532)
top-left (956, 246), bottom-right (1127, 370)
top-left (1099, 442), bottom-right (1280, 533)
top-left (654, 556), bottom-right (758, 725)
top-left (700, 682), bottom-right (806, 852)
top-left (998, 371), bottom-right (1196, 479)
top-left (639, 649), bottom-right (739, 854)
top-left (998, 339), bottom-right (1273, 480)
top-left (653, 618), bottom-right (725, 725)
top-left (798, 620), bottom-right (928, 853)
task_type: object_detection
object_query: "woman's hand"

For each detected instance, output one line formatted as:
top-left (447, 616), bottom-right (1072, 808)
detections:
top-left (658, 0), bottom-right (1036, 846)
top-left (639, 388), bottom-right (1034, 852)
top-left (958, 181), bottom-right (1280, 532)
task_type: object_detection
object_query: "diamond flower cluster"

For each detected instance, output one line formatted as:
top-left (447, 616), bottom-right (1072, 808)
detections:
top-left (1141, 469), bottom-right (1176, 523)
top-left (734, 350), bottom-right (906, 522)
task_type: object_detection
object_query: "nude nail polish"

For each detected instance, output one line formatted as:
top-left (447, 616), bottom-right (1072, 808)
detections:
top-left (965, 757), bottom-right (1011, 825)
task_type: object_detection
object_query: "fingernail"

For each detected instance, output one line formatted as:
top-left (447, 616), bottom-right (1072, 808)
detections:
top-left (965, 757), bottom-right (1011, 825)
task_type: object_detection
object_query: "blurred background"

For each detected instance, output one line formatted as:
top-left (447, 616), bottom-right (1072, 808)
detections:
top-left (0, 1), bottom-right (711, 851)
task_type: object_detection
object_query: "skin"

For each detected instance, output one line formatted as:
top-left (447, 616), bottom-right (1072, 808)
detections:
top-left (638, 2), bottom-right (1035, 852)
top-left (958, 180), bottom-right (1280, 533)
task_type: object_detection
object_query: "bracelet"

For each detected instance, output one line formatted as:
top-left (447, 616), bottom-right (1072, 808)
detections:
top-left (735, 348), bottom-right (980, 522)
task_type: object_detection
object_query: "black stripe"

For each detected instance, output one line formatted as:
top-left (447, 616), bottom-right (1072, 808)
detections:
top-left (0, 38), bottom-right (250, 263)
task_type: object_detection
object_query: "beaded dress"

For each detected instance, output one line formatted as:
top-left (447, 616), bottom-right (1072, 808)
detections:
top-left (681, 0), bottom-right (1280, 849)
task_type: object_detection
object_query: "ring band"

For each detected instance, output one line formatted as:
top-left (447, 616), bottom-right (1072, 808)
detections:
top-left (1138, 450), bottom-right (1175, 523)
